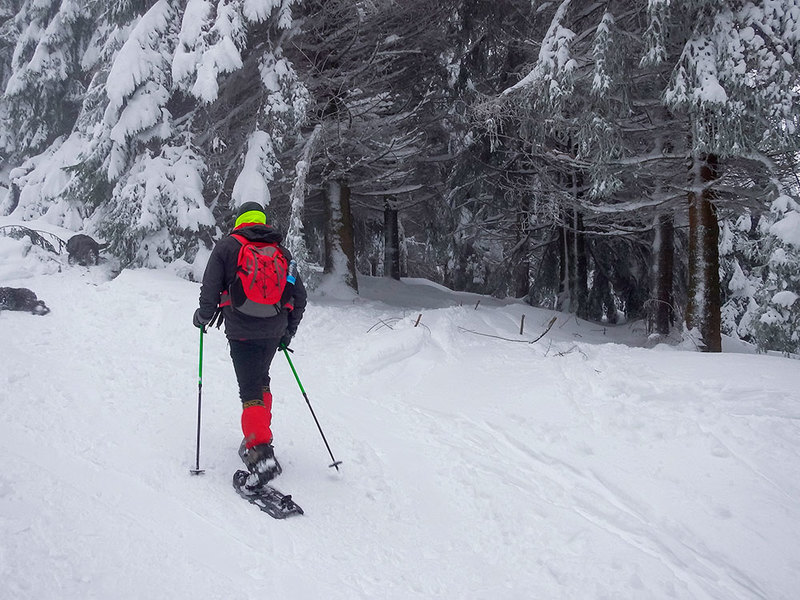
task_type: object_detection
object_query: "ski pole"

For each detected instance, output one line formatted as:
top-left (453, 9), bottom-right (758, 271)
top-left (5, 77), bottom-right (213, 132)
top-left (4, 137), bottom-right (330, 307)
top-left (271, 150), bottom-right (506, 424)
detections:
top-left (282, 347), bottom-right (342, 471)
top-left (190, 326), bottom-right (206, 475)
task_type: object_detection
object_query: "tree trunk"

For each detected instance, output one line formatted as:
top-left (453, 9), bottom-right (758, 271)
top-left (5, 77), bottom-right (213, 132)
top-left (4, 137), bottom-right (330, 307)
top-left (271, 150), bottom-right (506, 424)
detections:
top-left (4, 182), bottom-right (21, 215)
top-left (557, 224), bottom-right (571, 312)
top-left (685, 154), bottom-right (721, 352)
top-left (651, 213), bottom-right (675, 335)
top-left (573, 209), bottom-right (589, 319)
top-left (323, 179), bottom-right (359, 293)
top-left (383, 198), bottom-right (400, 280)
top-left (286, 123), bottom-right (323, 270)
top-left (588, 263), bottom-right (616, 324)
top-left (557, 208), bottom-right (588, 317)
top-left (511, 196), bottom-right (530, 298)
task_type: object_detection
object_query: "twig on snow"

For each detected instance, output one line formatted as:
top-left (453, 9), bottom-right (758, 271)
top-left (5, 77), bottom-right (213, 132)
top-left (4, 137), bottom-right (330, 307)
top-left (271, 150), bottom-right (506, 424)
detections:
top-left (458, 316), bottom-right (557, 344)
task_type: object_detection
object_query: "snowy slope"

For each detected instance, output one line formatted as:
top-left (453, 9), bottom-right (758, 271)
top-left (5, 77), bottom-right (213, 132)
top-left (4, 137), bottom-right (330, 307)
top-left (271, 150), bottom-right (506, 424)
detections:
top-left (1, 228), bottom-right (799, 600)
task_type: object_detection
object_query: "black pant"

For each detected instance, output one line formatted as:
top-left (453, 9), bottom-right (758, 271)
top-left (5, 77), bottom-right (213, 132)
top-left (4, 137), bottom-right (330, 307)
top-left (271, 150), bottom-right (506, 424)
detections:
top-left (229, 338), bottom-right (282, 402)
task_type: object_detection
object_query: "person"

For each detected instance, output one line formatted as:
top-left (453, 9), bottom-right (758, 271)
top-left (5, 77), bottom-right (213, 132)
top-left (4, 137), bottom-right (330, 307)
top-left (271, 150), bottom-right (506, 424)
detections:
top-left (193, 201), bottom-right (307, 488)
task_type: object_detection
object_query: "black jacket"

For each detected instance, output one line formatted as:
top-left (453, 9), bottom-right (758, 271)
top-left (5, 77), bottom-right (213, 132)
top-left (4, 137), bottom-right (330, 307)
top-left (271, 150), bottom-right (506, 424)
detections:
top-left (198, 224), bottom-right (307, 340)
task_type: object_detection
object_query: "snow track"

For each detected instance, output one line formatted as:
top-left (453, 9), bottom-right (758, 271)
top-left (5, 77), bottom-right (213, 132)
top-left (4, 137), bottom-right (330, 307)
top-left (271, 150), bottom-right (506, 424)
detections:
top-left (2, 252), bottom-right (800, 599)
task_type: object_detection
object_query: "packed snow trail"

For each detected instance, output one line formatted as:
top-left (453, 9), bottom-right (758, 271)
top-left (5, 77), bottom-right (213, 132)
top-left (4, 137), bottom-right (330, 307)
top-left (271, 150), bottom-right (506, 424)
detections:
top-left (1, 239), bottom-right (800, 598)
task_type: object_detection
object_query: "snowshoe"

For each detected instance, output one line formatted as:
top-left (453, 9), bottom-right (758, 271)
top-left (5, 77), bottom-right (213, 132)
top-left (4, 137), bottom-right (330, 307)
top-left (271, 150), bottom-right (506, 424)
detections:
top-left (232, 470), bottom-right (303, 519)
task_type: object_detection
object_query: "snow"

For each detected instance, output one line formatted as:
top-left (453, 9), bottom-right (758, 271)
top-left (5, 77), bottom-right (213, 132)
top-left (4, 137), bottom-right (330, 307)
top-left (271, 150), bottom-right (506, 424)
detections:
top-left (104, 1), bottom-right (172, 111)
top-left (502, 0), bottom-right (575, 97)
top-left (771, 210), bottom-right (800, 247)
top-left (2, 222), bottom-right (800, 599)
top-left (103, 0), bottom-right (175, 180)
top-left (771, 290), bottom-right (799, 308)
top-left (188, 1), bottom-right (245, 103)
top-left (231, 130), bottom-right (275, 209)
top-left (6, 133), bottom-right (86, 229)
top-left (243, 0), bottom-right (283, 24)
top-left (172, 0), bottom-right (214, 93)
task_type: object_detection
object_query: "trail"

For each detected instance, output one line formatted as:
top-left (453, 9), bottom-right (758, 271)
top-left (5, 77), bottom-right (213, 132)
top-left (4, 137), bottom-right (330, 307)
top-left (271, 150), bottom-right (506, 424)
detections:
top-left (1, 255), bottom-right (800, 599)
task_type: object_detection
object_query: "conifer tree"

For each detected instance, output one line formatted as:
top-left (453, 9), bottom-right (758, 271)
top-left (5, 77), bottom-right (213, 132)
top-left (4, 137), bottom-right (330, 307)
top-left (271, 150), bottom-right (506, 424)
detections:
top-left (1, 0), bottom-right (94, 159)
top-left (3, 0), bottom-right (309, 269)
top-left (485, 0), bottom-right (800, 349)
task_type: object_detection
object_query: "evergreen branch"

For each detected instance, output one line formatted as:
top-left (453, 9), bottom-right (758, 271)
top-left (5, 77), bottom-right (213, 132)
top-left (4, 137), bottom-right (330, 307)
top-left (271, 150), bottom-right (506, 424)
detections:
top-left (0, 225), bottom-right (66, 254)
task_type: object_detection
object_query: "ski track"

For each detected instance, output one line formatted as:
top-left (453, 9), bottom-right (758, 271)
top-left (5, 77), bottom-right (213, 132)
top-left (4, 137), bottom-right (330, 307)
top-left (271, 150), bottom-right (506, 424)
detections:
top-left (342, 333), bottom-right (798, 599)
top-left (2, 262), bottom-right (800, 599)
top-left (482, 424), bottom-right (768, 600)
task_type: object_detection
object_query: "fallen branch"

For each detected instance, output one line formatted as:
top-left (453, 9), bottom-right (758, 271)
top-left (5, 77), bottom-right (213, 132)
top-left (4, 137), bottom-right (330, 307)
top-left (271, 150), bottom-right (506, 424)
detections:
top-left (554, 345), bottom-right (587, 358)
top-left (367, 317), bottom-right (400, 333)
top-left (367, 315), bottom-right (431, 334)
top-left (0, 225), bottom-right (66, 254)
top-left (458, 316), bottom-right (557, 344)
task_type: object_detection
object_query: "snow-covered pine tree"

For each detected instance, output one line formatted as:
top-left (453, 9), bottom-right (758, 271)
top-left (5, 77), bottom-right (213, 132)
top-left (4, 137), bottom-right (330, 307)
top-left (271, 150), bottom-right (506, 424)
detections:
top-left (3, 0), bottom-right (310, 269)
top-left (433, 0), bottom-right (536, 297)
top-left (484, 0), bottom-right (800, 351)
top-left (282, 0), bottom-right (454, 292)
top-left (481, 0), bottom-right (658, 316)
top-left (97, 0), bottom-right (309, 266)
top-left (0, 0), bottom-right (106, 223)
top-left (757, 193), bottom-right (800, 355)
top-left (87, 0), bottom-right (204, 265)
top-left (721, 190), bottom-right (800, 356)
top-left (657, 1), bottom-right (800, 351)
top-left (185, 0), bottom-right (309, 228)
top-left (0, 2), bottom-right (20, 157)
top-left (93, 138), bottom-right (212, 266)
top-left (172, 0), bottom-right (245, 104)
top-left (103, 0), bottom-right (178, 182)
top-left (1, 0), bottom-right (94, 161)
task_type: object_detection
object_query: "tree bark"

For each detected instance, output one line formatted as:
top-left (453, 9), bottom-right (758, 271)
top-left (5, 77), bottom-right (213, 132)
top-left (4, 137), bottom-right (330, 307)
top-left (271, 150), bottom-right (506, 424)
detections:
top-left (383, 198), bottom-right (401, 280)
top-left (557, 208), bottom-right (588, 317)
top-left (323, 179), bottom-right (359, 292)
top-left (588, 264), bottom-right (616, 324)
top-left (511, 196), bottom-right (530, 298)
top-left (573, 209), bottom-right (589, 319)
top-left (651, 213), bottom-right (675, 335)
top-left (685, 154), bottom-right (721, 352)
top-left (286, 123), bottom-right (323, 268)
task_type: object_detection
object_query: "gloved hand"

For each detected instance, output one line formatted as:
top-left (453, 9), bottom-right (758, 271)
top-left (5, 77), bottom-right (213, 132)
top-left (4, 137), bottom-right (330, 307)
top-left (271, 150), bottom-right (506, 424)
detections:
top-left (193, 308), bottom-right (211, 329)
top-left (279, 331), bottom-right (293, 350)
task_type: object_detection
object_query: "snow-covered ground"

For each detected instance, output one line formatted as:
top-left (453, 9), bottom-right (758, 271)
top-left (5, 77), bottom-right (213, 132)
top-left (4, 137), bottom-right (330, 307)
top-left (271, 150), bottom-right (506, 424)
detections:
top-left (1, 224), bottom-right (799, 600)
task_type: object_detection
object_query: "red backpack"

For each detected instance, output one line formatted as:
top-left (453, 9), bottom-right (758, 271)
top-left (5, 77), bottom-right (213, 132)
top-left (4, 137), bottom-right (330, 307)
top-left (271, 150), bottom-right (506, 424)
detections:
top-left (225, 233), bottom-right (288, 318)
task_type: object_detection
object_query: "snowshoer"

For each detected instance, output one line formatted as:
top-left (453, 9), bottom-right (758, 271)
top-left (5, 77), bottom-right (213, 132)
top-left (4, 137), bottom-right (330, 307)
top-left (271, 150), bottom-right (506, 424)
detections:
top-left (193, 201), bottom-right (307, 489)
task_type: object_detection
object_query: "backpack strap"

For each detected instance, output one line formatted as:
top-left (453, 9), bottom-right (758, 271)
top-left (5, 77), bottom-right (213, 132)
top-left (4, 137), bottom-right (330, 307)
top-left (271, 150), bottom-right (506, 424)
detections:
top-left (219, 234), bottom-right (249, 308)
top-left (209, 307), bottom-right (224, 329)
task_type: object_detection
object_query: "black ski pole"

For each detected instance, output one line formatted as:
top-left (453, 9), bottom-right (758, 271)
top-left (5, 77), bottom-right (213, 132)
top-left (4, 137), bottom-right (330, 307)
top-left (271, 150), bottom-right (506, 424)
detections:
top-left (190, 326), bottom-right (206, 475)
top-left (282, 347), bottom-right (342, 471)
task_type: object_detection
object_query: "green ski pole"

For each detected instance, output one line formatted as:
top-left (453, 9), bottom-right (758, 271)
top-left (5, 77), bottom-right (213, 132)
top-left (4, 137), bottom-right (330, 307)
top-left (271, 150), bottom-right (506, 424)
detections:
top-left (190, 326), bottom-right (206, 475)
top-left (282, 347), bottom-right (342, 471)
